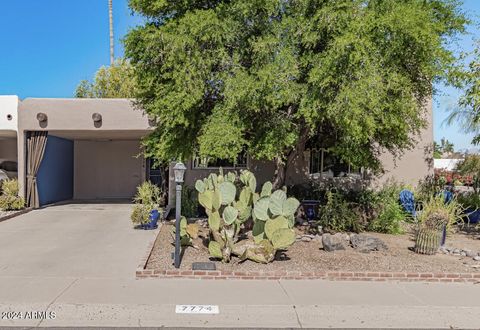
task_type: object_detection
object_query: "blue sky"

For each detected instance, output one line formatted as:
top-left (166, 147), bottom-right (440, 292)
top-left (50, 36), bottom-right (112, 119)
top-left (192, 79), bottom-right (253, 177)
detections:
top-left (0, 0), bottom-right (478, 150)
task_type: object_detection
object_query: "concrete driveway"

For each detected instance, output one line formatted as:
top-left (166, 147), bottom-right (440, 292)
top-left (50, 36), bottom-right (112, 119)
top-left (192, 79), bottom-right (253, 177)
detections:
top-left (0, 203), bottom-right (156, 279)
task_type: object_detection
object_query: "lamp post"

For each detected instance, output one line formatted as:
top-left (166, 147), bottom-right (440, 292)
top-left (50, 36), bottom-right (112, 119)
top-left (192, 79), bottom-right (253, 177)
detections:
top-left (173, 162), bottom-right (186, 268)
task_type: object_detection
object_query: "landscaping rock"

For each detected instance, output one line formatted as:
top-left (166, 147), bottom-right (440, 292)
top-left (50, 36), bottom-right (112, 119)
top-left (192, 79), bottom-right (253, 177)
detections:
top-left (350, 234), bottom-right (388, 253)
top-left (301, 236), bottom-right (312, 242)
top-left (322, 233), bottom-right (346, 252)
top-left (473, 256), bottom-right (480, 262)
top-left (465, 250), bottom-right (477, 258)
top-left (460, 251), bottom-right (467, 257)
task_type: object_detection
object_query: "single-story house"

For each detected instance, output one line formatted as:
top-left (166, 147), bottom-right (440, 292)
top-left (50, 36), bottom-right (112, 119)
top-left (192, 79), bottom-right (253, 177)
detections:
top-left (0, 96), bottom-right (19, 182)
top-left (2, 95), bottom-right (432, 208)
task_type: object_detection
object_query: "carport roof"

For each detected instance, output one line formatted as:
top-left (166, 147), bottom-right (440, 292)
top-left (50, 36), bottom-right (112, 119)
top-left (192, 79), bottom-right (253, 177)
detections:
top-left (18, 98), bottom-right (153, 133)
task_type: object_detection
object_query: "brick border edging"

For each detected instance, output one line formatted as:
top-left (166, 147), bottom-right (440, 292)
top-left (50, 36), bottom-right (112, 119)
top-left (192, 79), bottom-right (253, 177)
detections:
top-left (0, 207), bottom-right (32, 223)
top-left (136, 223), bottom-right (480, 283)
top-left (136, 269), bottom-right (480, 282)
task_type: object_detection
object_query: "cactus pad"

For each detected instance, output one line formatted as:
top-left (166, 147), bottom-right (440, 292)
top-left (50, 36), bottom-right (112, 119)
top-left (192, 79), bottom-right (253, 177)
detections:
top-left (195, 180), bottom-right (205, 193)
top-left (264, 216), bottom-right (289, 239)
top-left (271, 228), bottom-right (296, 249)
top-left (269, 190), bottom-right (287, 216)
top-left (260, 181), bottom-right (273, 197)
top-left (219, 181), bottom-right (236, 205)
top-left (282, 197), bottom-right (300, 217)
top-left (208, 211), bottom-right (221, 231)
top-left (253, 197), bottom-right (270, 221)
top-left (223, 205), bottom-right (238, 225)
top-left (252, 220), bottom-right (266, 243)
top-left (208, 241), bottom-right (223, 259)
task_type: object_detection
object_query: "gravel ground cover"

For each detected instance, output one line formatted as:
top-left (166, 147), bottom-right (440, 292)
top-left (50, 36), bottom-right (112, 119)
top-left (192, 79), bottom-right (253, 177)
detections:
top-left (146, 220), bottom-right (480, 273)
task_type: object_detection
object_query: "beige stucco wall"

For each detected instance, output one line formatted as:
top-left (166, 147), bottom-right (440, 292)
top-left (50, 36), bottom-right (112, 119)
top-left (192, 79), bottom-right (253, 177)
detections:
top-left (0, 138), bottom-right (17, 162)
top-left (74, 140), bottom-right (144, 200)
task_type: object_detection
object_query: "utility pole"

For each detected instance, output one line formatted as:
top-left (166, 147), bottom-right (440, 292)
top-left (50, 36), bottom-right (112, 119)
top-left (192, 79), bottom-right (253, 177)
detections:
top-left (109, 0), bottom-right (114, 65)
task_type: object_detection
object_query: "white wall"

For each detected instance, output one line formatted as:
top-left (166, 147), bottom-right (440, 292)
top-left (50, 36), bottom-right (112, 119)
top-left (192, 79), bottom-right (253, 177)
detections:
top-left (0, 95), bottom-right (18, 133)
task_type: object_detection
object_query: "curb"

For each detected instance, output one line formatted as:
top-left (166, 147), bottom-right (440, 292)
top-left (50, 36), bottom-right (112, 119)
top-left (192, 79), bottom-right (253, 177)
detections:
top-left (135, 222), bottom-right (162, 274)
top-left (0, 207), bottom-right (33, 223)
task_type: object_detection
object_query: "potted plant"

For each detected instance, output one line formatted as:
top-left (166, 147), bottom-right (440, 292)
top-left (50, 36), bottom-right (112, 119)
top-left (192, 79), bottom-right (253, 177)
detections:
top-left (457, 193), bottom-right (480, 224)
top-left (413, 195), bottom-right (462, 255)
top-left (131, 181), bottom-right (162, 230)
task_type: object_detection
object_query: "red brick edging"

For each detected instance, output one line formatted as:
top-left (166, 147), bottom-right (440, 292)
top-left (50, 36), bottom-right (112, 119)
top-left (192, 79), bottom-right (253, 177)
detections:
top-left (136, 223), bottom-right (480, 283)
top-left (136, 268), bottom-right (480, 283)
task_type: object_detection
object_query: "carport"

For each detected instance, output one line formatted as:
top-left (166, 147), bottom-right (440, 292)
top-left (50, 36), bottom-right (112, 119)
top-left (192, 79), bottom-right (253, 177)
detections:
top-left (17, 98), bottom-right (153, 207)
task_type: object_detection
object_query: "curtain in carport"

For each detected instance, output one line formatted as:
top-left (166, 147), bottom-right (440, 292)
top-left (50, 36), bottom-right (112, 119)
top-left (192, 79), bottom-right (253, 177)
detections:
top-left (26, 131), bottom-right (48, 208)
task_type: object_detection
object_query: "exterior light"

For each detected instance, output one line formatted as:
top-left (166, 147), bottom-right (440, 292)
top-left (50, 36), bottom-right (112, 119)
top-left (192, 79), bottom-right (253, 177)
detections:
top-left (173, 162), bottom-right (187, 183)
top-left (92, 113), bottom-right (102, 122)
top-left (36, 113), bottom-right (47, 122)
top-left (173, 161), bottom-right (187, 268)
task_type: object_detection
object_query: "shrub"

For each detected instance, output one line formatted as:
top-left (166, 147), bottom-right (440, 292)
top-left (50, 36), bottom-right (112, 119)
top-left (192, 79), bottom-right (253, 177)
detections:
top-left (181, 186), bottom-right (198, 218)
top-left (368, 183), bottom-right (407, 234)
top-left (457, 192), bottom-right (480, 209)
top-left (131, 181), bottom-right (161, 225)
top-left (0, 179), bottom-right (24, 211)
top-left (316, 189), bottom-right (361, 233)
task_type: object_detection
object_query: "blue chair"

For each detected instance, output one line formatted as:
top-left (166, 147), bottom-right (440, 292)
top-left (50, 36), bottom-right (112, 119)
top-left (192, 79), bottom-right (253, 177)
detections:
top-left (399, 189), bottom-right (416, 218)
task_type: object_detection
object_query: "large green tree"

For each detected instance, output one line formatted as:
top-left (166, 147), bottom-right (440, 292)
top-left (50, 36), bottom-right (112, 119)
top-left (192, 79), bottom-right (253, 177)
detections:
top-left (75, 58), bottom-right (136, 98)
top-left (125, 0), bottom-right (467, 187)
top-left (447, 41), bottom-right (480, 144)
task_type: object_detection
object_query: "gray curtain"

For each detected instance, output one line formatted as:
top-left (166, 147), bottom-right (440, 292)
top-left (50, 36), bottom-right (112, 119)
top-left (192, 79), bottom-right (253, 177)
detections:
top-left (26, 131), bottom-right (48, 208)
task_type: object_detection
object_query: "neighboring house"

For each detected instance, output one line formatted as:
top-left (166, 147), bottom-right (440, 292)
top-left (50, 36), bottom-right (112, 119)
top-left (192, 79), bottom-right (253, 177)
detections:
top-left (0, 96), bottom-right (19, 182)
top-left (2, 95), bottom-right (433, 208)
top-left (434, 158), bottom-right (463, 172)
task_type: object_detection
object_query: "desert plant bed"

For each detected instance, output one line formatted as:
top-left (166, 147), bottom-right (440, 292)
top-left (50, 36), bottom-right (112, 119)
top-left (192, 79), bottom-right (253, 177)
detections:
top-left (144, 221), bottom-right (480, 277)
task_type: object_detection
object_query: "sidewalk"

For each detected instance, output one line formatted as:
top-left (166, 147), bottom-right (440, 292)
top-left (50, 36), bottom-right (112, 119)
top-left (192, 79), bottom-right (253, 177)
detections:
top-left (1, 276), bottom-right (479, 328)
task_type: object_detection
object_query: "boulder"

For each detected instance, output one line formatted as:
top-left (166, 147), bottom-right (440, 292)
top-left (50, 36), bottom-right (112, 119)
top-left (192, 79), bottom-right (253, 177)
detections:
top-left (322, 233), bottom-right (346, 252)
top-left (350, 234), bottom-right (388, 253)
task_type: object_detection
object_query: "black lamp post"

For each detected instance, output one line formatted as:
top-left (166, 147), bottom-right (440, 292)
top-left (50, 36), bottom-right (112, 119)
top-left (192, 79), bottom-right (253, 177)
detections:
top-left (173, 161), bottom-right (186, 268)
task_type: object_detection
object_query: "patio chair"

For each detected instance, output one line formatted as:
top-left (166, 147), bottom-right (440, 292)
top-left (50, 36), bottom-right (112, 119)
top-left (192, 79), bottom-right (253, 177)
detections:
top-left (399, 189), bottom-right (416, 218)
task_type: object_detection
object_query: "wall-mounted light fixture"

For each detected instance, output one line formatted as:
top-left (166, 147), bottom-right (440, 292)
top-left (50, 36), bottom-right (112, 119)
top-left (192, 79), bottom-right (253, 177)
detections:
top-left (92, 113), bottom-right (102, 122)
top-left (36, 113), bottom-right (48, 122)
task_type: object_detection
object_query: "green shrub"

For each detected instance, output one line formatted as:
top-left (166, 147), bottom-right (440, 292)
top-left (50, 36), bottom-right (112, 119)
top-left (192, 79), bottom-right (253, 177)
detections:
top-left (457, 192), bottom-right (480, 209)
top-left (418, 195), bottom-right (463, 234)
top-left (368, 183), bottom-right (407, 234)
top-left (181, 186), bottom-right (198, 218)
top-left (131, 181), bottom-right (161, 225)
top-left (0, 179), bottom-right (25, 211)
top-left (316, 189), bottom-right (361, 233)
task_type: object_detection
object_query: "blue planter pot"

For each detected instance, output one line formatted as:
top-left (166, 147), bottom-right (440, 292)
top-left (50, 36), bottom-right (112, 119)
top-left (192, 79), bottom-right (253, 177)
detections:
top-left (464, 208), bottom-right (480, 224)
top-left (143, 209), bottom-right (160, 230)
top-left (302, 200), bottom-right (320, 221)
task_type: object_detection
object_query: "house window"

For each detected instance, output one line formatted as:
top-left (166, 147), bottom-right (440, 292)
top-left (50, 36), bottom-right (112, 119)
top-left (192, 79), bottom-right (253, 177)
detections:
top-left (192, 152), bottom-right (248, 169)
top-left (308, 148), bottom-right (362, 178)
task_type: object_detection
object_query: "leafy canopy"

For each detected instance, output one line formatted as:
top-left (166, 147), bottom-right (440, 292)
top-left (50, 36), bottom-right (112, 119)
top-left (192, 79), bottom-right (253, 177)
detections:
top-left (75, 58), bottom-right (137, 98)
top-left (447, 40), bottom-right (480, 144)
top-left (125, 0), bottom-right (467, 171)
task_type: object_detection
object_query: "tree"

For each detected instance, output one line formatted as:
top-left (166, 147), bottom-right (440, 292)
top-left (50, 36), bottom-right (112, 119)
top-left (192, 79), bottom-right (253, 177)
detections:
top-left (440, 137), bottom-right (455, 156)
top-left (125, 0), bottom-right (467, 188)
top-left (75, 58), bottom-right (136, 98)
top-left (433, 141), bottom-right (442, 159)
top-left (456, 154), bottom-right (480, 193)
top-left (447, 41), bottom-right (480, 144)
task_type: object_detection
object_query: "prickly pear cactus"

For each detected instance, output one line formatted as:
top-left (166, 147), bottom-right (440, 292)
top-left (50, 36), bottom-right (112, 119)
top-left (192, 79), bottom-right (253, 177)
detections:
top-left (195, 173), bottom-right (300, 264)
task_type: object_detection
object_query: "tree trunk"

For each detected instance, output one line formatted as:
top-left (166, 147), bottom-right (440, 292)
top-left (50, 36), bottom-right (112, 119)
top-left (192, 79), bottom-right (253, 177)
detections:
top-left (109, 0), bottom-right (114, 65)
top-left (271, 125), bottom-right (310, 190)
